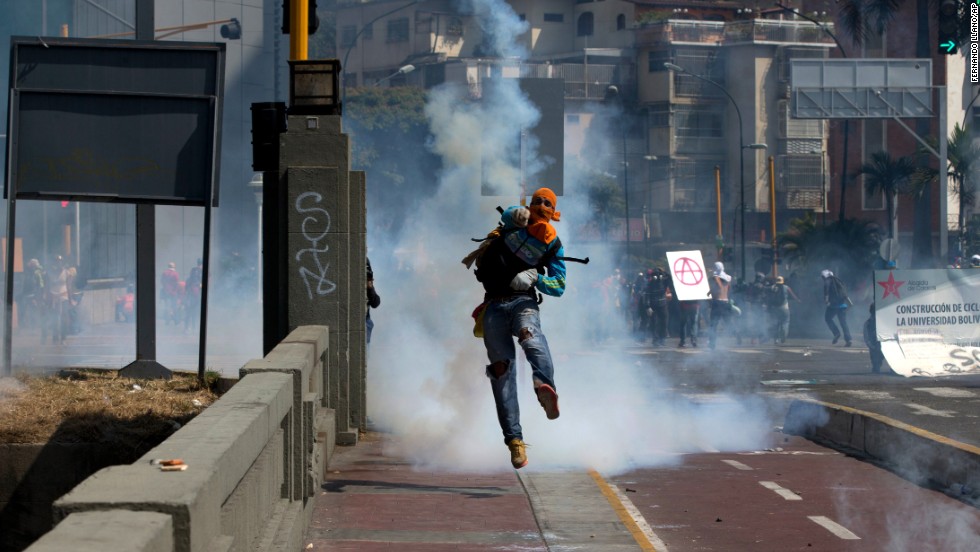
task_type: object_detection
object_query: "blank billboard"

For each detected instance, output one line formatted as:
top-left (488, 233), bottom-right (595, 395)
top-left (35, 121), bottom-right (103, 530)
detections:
top-left (5, 37), bottom-right (225, 205)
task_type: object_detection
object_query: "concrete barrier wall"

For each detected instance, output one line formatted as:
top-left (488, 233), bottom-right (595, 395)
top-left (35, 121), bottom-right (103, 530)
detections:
top-left (784, 399), bottom-right (980, 499)
top-left (25, 326), bottom-right (335, 552)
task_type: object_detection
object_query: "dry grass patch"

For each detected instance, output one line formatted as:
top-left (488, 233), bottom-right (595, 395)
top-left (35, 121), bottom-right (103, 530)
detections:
top-left (0, 370), bottom-right (219, 453)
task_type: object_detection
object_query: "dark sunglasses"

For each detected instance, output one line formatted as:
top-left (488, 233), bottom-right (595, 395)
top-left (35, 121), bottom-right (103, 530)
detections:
top-left (531, 197), bottom-right (553, 208)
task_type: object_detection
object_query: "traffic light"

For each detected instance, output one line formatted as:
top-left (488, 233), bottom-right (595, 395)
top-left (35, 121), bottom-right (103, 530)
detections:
top-left (281, 0), bottom-right (319, 35)
top-left (937, 0), bottom-right (960, 55)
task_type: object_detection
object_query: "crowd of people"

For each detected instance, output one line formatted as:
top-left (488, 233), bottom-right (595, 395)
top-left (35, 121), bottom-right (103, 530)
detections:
top-left (592, 263), bottom-right (806, 349)
top-left (115, 258), bottom-right (204, 333)
top-left (16, 255), bottom-right (82, 345)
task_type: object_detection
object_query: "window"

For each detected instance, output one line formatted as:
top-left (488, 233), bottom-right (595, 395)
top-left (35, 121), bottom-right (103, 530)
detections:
top-left (363, 23), bottom-right (373, 40)
top-left (674, 109), bottom-right (722, 138)
top-left (617, 14), bottom-right (626, 30)
top-left (647, 103), bottom-right (670, 127)
top-left (648, 51), bottom-right (669, 72)
top-left (567, 114), bottom-right (580, 124)
top-left (341, 25), bottom-right (357, 48)
top-left (544, 13), bottom-right (564, 23)
top-left (387, 18), bottom-right (409, 42)
top-left (577, 13), bottom-right (594, 36)
top-left (446, 16), bottom-right (463, 37)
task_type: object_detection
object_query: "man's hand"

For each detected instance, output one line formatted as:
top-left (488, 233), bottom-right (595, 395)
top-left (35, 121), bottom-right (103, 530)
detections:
top-left (510, 269), bottom-right (539, 291)
top-left (512, 207), bottom-right (530, 228)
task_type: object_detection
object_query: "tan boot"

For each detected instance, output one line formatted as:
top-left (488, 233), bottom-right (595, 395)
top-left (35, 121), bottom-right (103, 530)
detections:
top-left (507, 438), bottom-right (528, 469)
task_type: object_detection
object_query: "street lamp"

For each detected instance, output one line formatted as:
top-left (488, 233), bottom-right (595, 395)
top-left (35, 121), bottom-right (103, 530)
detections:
top-left (374, 64), bottom-right (415, 86)
top-left (92, 18), bottom-right (242, 40)
top-left (341, 0), bottom-right (422, 111)
top-left (664, 62), bottom-right (766, 282)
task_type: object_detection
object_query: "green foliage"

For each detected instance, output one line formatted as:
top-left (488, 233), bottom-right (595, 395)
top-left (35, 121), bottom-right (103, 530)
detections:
top-left (343, 86), bottom-right (432, 169)
top-left (308, 3), bottom-right (337, 59)
top-left (585, 173), bottom-right (625, 241)
top-left (835, 0), bottom-right (903, 46)
top-left (920, 122), bottom-right (980, 232)
top-left (777, 212), bottom-right (882, 285)
top-left (342, 86), bottom-right (440, 236)
top-left (636, 10), bottom-right (673, 25)
top-left (856, 150), bottom-right (916, 238)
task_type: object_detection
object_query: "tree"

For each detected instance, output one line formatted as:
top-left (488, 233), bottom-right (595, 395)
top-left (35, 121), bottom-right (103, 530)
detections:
top-left (918, 122), bottom-right (980, 255)
top-left (778, 213), bottom-right (882, 287)
top-left (834, 0), bottom-right (947, 265)
top-left (835, 0), bottom-right (902, 47)
top-left (856, 151), bottom-right (916, 239)
top-left (308, 2), bottom-right (337, 59)
top-left (342, 86), bottom-right (441, 237)
top-left (585, 173), bottom-right (625, 241)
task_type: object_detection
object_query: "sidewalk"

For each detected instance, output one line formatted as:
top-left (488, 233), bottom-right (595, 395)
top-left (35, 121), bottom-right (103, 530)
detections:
top-left (303, 341), bottom-right (980, 550)
top-left (304, 432), bottom-right (647, 551)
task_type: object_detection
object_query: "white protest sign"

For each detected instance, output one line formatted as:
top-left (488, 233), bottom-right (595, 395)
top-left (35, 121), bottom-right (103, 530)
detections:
top-left (666, 250), bottom-right (710, 301)
top-left (873, 269), bottom-right (980, 377)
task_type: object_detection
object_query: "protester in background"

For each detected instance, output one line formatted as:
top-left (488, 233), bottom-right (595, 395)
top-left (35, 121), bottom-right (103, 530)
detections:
top-left (19, 259), bottom-right (45, 330)
top-left (863, 303), bottom-right (886, 373)
top-left (160, 261), bottom-right (181, 325)
top-left (646, 267), bottom-right (671, 347)
top-left (44, 255), bottom-right (72, 345)
top-left (743, 272), bottom-right (769, 345)
top-left (184, 258), bottom-right (203, 332)
top-left (464, 187), bottom-right (566, 469)
top-left (769, 276), bottom-right (800, 344)
top-left (676, 276), bottom-right (700, 348)
top-left (366, 258), bottom-right (381, 344)
top-left (631, 270), bottom-right (651, 339)
top-left (116, 283), bottom-right (135, 323)
top-left (64, 256), bottom-right (82, 335)
top-left (707, 261), bottom-right (732, 350)
top-left (822, 269), bottom-right (852, 346)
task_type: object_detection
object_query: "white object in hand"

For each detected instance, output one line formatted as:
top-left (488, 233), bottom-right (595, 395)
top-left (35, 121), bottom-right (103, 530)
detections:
top-left (512, 207), bottom-right (530, 228)
top-left (510, 269), bottom-right (538, 290)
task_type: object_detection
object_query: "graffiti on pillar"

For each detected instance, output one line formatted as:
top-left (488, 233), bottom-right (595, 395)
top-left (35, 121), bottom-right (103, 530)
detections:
top-left (295, 191), bottom-right (337, 299)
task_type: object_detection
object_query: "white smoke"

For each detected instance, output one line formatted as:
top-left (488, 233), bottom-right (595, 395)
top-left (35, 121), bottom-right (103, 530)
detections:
top-left (366, 0), bottom-right (773, 474)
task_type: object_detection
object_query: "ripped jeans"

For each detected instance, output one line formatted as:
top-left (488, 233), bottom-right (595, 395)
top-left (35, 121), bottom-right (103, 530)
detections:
top-left (483, 294), bottom-right (556, 444)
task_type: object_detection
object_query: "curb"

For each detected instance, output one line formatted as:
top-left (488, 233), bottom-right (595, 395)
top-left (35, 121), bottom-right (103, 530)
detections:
top-left (784, 399), bottom-right (980, 504)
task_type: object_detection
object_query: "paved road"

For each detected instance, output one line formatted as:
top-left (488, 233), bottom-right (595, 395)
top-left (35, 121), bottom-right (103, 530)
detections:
top-left (305, 337), bottom-right (980, 551)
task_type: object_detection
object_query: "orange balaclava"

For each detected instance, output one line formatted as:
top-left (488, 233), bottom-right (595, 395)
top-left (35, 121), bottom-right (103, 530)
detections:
top-left (527, 187), bottom-right (561, 244)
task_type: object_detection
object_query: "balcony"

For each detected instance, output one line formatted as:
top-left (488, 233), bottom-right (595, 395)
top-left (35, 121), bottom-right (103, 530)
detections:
top-left (460, 61), bottom-right (629, 101)
top-left (637, 19), bottom-right (836, 48)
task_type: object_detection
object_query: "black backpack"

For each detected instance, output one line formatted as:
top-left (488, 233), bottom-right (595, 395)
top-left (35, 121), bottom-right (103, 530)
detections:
top-left (828, 276), bottom-right (849, 304)
top-left (474, 230), bottom-right (560, 296)
top-left (768, 284), bottom-right (788, 307)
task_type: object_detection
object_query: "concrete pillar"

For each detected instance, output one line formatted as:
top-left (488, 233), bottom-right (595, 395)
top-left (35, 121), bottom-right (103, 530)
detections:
top-left (279, 115), bottom-right (358, 445)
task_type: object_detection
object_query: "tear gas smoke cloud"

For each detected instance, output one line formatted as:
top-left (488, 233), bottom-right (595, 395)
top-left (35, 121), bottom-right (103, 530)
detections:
top-left (366, 0), bottom-right (773, 474)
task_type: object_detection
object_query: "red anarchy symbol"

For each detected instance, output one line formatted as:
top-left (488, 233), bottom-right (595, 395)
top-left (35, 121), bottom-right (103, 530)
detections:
top-left (673, 257), bottom-right (704, 286)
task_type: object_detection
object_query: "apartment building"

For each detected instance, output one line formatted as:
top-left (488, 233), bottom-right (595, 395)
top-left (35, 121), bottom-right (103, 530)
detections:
top-left (336, 0), bottom-right (837, 251)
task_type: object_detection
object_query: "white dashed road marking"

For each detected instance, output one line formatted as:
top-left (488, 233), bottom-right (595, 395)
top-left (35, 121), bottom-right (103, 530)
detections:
top-left (836, 390), bottom-right (894, 400)
top-left (905, 403), bottom-right (957, 417)
top-left (759, 481), bottom-right (802, 501)
top-left (808, 515), bottom-right (861, 540)
top-left (913, 387), bottom-right (976, 398)
top-left (721, 459), bottom-right (753, 471)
